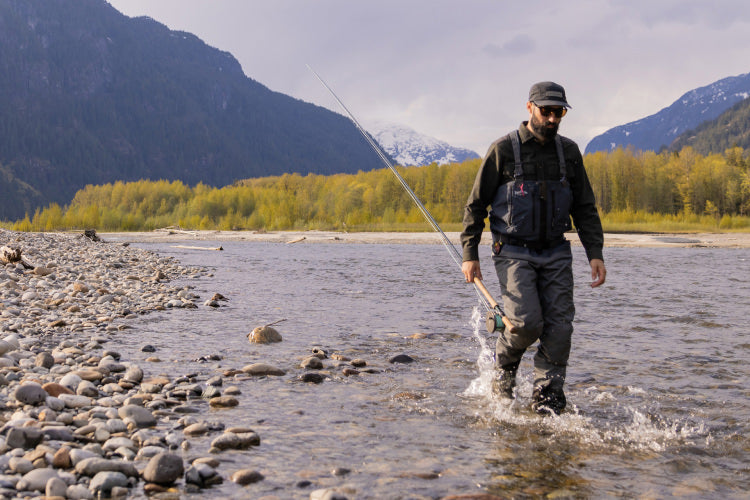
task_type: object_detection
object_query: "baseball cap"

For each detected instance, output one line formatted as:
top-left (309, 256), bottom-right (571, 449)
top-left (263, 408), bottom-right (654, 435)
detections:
top-left (528, 81), bottom-right (571, 108)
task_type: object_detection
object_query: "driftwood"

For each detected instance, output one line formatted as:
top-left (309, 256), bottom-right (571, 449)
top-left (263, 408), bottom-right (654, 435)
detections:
top-left (83, 229), bottom-right (101, 242)
top-left (0, 245), bottom-right (34, 269)
top-left (171, 245), bottom-right (223, 251)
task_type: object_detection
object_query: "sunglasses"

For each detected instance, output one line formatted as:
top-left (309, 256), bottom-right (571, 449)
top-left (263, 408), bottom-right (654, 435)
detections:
top-left (536, 105), bottom-right (567, 118)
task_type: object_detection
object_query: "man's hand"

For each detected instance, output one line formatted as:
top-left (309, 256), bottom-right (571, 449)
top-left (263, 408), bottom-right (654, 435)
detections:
top-left (462, 260), bottom-right (482, 283)
top-left (590, 258), bottom-right (606, 288)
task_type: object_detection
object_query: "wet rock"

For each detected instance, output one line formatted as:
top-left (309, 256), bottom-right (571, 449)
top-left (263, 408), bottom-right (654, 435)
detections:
top-left (210, 431), bottom-right (260, 451)
top-left (231, 469), bottom-right (264, 485)
top-left (247, 326), bottom-right (282, 344)
top-left (185, 462), bottom-right (223, 488)
top-left (389, 354), bottom-right (415, 364)
top-left (142, 452), bottom-right (184, 485)
top-left (299, 372), bottom-right (326, 384)
top-left (202, 385), bottom-right (222, 399)
top-left (311, 347), bottom-right (328, 358)
top-left (241, 363), bottom-right (286, 376)
top-left (350, 359), bottom-right (367, 367)
top-left (310, 488), bottom-right (350, 500)
top-left (301, 356), bottom-right (324, 369)
top-left (182, 423), bottom-right (207, 437)
top-left (209, 396), bottom-right (239, 408)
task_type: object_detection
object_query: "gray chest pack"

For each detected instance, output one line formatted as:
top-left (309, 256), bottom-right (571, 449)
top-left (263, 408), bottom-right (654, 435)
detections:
top-left (489, 130), bottom-right (573, 246)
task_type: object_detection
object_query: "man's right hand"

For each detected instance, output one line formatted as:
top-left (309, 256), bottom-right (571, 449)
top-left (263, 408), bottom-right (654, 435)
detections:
top-left (462, 260), bottom-right (482, 283)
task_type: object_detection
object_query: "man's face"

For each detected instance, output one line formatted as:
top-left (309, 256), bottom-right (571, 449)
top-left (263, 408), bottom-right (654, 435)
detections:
top-left (527, 102), bottom-right (564, 141)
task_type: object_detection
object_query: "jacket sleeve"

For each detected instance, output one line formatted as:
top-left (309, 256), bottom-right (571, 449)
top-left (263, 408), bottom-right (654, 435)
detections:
top-left (567, 142), bottom-right (604, 262)
top-left (460, 141), bottom-right (503, 262)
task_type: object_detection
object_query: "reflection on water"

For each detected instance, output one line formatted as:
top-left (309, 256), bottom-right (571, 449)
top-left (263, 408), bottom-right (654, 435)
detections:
top-left (115, 240), bottom-right (749, 499)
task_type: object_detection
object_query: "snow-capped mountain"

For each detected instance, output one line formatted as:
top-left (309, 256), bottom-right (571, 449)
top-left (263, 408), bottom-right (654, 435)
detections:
top-left (369, 122), bottom-right (480, 166)
top-left (585, 72), bottom-right (750, 154)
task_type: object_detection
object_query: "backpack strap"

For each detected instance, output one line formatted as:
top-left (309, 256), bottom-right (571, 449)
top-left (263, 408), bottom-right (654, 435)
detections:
top-left (509, 130), bottom-right (523, 179)
top-left (554, 135), bottom-right (567, 180)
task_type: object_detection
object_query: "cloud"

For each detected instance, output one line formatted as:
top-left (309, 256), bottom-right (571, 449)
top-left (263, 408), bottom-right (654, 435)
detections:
top-left (107, 0), bottom-right (750, 154)
top-left (482, 34), bottom-right (536, 58)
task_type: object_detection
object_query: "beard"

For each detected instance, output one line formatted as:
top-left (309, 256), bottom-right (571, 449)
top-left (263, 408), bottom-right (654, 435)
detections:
top-left (529, 113), bottom-right (559, 141)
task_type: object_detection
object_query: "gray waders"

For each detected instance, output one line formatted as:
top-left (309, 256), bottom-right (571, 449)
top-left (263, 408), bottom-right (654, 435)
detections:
top-left (492, 241), bottom-right (574, 413)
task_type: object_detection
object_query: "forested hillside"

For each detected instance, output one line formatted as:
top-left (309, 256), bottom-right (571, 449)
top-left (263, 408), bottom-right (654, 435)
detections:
top-left (0, 0), bottom-right (382, 220)
top-left (11, 147), bottom-right (750, 233)
top-left (670, 97), bottom-right (750, 154)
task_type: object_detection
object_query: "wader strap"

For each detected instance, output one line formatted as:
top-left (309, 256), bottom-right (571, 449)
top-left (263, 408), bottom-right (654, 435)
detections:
top-left (554, 135), bottom-right (567, 180)
top-left (510, 131), bottom-right (523, 179)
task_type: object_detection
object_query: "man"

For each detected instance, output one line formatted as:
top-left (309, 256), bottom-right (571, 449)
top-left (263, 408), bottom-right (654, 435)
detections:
top-left (460, 81), bottom-right (606, 415)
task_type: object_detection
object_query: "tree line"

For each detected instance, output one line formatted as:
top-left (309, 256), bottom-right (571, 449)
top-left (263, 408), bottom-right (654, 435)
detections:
top-left (6, 146), bottom-right (750, 232)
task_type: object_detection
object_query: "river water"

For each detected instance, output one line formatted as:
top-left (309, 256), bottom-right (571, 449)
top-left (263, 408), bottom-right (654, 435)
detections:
top-left (111, 238), bottom-right (749, 499)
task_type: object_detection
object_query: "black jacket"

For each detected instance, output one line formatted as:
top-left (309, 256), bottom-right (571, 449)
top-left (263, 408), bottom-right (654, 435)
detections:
top-left (461, 122), bottom-right (604, 262)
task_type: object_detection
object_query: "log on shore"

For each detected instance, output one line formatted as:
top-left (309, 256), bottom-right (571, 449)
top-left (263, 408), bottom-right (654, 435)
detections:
top-left (0, 245), bottom-right (34, 268)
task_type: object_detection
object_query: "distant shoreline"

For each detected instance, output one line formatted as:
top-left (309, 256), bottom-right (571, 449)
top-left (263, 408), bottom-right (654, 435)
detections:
top-left (99, 230), bottom-right (750, 248)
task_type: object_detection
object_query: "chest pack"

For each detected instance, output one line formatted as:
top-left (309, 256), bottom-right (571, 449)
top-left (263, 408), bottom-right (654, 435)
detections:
top-left (489, 130), bottom-right (573, 244)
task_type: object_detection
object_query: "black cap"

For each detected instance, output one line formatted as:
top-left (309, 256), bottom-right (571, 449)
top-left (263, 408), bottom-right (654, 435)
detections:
top-left (528, 81), bottom-right (571, 108)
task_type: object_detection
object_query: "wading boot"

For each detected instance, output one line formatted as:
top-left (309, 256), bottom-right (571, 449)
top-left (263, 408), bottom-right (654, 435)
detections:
top-left (531, 386), bottom-right (566, 415)
top-left (491, 362), bottom-right (519, 399)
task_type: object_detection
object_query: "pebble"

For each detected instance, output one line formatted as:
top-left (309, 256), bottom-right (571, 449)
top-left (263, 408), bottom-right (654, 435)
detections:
top-left (247, 325), bottom-right (282, 344)
top-left (142, 452), bottom-right (185, 484)
top-left (389, 354), bottom-right (416, 364)
top-left (241, 363), bottom-right (286, 376)
top-left (231, 468), bottom-right (264, 485)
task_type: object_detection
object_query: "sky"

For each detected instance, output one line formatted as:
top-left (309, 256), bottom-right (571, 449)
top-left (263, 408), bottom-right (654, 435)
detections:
top-left (106, 0), bottom-right (750, 156)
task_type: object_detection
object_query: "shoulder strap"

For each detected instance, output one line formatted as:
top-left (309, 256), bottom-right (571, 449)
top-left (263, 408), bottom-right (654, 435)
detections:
top-left (554, 135), bottom-right (567, 180)
top-left (509, 130), bottom-right (523, 179)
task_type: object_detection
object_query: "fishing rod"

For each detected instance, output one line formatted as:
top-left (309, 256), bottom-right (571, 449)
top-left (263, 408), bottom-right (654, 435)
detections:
top-left (307, 65), bottom-right (515, 334)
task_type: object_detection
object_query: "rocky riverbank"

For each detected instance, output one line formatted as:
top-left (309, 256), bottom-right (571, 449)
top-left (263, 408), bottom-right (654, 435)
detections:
top-left (0, 230), bottom-right (279, 498)
top-left (0, 229), bottom-right (405, 500)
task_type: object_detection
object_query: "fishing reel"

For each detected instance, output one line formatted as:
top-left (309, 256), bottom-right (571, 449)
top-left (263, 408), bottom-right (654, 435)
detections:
top-left (486, 306), bottom-right (506, 333)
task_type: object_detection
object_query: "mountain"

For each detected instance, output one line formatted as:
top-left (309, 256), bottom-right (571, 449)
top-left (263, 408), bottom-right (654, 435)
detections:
top-left (585, 72), bottom-right (750, 154)
top-left (0, 0), bottom-right (383, 220)
top-left (669, 95), bottom-right (750, 154)
top-left (370, 122), bottom-right (479, 166)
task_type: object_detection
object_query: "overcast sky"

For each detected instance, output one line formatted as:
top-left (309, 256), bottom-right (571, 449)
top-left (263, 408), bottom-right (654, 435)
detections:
top-left (107, 0), bottom-right (750, 155)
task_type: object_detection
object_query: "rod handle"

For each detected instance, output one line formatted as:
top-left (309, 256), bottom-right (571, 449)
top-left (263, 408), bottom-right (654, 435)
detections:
top-left (471, 277), bottom-right (497, 309)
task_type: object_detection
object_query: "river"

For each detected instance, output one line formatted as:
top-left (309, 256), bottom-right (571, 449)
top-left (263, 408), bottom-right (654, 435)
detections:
top-left (111, 239), bottom-right (749, 499)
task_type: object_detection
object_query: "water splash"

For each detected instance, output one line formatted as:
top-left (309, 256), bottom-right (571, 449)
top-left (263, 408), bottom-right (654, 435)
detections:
top-left (462, 305), bottom-right (710, 451)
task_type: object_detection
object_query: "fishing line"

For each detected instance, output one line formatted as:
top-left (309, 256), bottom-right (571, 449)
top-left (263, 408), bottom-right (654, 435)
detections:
top-left (307, 65), bottom-right (494, 313)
